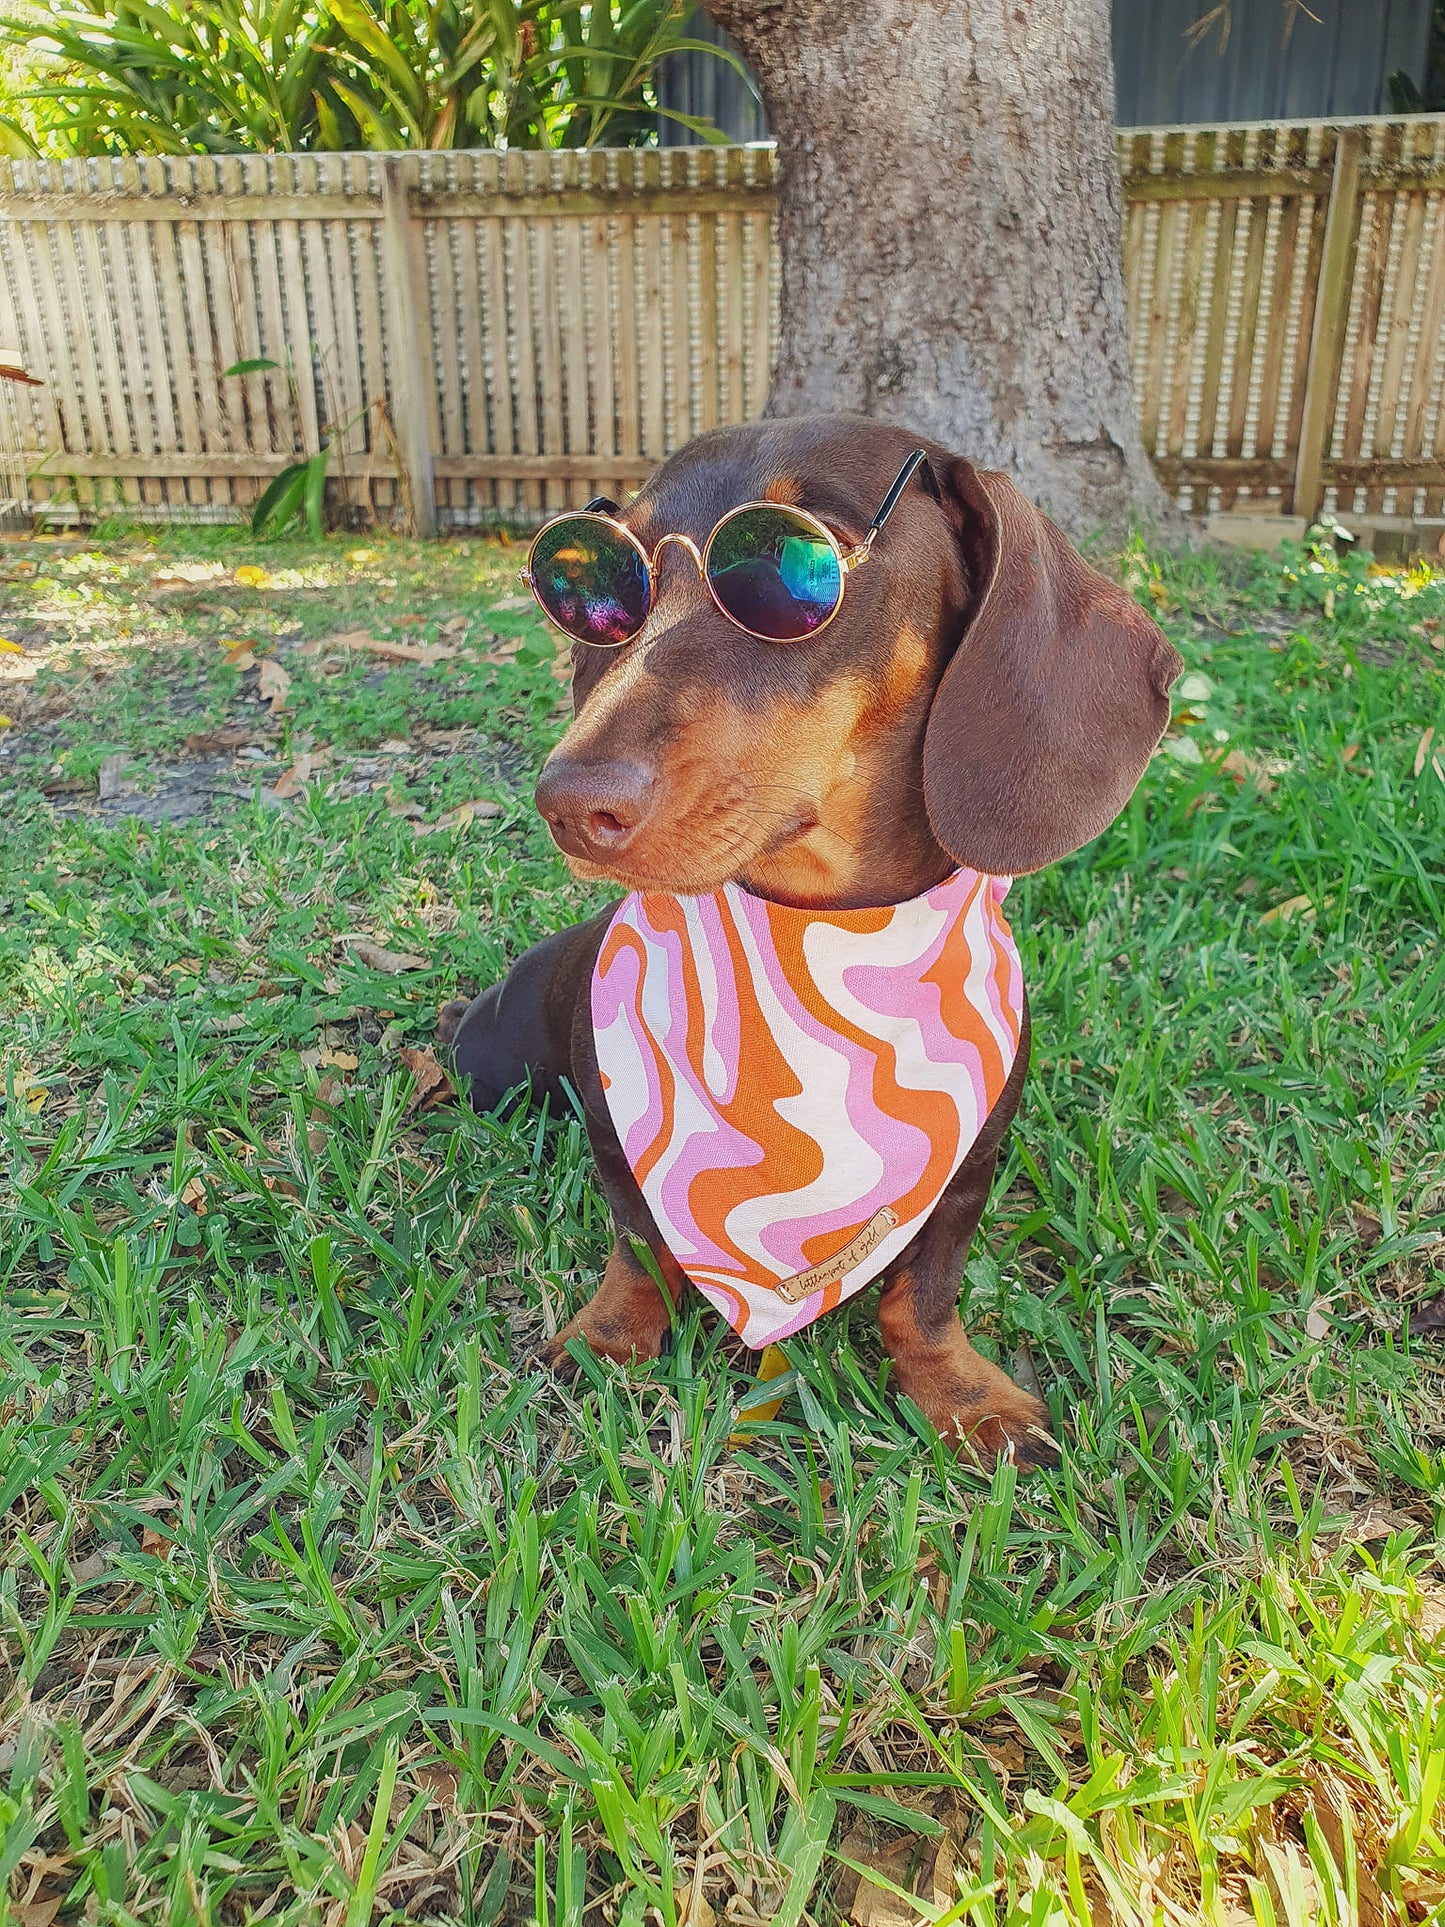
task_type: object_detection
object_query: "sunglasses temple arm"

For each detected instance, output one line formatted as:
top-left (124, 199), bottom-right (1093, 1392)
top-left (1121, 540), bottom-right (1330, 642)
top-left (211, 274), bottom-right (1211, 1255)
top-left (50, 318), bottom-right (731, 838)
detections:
top-left (867, 449), bottom-right (933, 542)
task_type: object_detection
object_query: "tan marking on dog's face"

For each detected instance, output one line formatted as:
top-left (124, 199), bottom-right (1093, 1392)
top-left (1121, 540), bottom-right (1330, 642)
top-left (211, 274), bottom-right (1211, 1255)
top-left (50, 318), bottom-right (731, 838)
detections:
top-left (871, 622), bottom-right (935, 727)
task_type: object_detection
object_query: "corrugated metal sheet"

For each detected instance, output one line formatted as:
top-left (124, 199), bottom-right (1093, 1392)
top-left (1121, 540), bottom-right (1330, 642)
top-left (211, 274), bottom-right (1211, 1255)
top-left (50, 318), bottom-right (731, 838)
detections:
top-left (656, 12), bottom-right (767, 148)
top-left (1113, 0), bottom-right (1432, 125)
top-left (659, 1), bottom-right (1435, 141)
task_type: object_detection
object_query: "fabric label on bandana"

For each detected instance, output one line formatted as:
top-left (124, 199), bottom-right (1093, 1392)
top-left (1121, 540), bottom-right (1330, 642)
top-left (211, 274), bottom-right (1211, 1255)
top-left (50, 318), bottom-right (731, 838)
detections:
top-left (591, 868), bottom-right (1023, 1348)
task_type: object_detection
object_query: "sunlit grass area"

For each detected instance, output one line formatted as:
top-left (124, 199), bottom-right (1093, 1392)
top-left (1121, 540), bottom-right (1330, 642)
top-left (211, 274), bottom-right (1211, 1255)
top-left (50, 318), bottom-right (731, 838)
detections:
top-left (0, 522), bottom-right (1443, 1925)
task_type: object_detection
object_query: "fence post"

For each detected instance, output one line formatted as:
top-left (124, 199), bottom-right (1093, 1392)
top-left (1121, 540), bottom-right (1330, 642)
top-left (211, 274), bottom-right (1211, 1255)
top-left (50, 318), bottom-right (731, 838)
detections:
top-left (380, 155), bottom-right (436, 538)
top-left (1291, 127), bottom-right (1364, 525)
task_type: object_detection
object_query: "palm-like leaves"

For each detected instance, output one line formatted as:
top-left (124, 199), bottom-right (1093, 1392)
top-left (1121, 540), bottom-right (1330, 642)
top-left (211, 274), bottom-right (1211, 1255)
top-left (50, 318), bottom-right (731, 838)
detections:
top-left (0, 0), bottom-right (739, 154)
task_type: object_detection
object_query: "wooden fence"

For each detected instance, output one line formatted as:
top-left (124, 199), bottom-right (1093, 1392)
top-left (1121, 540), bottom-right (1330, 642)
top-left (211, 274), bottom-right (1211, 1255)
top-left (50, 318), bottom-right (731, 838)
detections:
top-left (2, 117), bottom-right (1444, 532)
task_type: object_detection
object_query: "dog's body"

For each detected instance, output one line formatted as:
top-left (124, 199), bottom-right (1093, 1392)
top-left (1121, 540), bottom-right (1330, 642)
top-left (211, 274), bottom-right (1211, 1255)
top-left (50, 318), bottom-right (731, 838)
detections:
top-left (441, 416), bottom-right (1180, 1463)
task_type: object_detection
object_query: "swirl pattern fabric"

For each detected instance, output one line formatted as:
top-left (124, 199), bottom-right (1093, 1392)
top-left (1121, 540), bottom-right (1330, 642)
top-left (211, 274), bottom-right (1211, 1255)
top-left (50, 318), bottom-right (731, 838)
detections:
top-left (592, 868), bottom-right (1024, 1348)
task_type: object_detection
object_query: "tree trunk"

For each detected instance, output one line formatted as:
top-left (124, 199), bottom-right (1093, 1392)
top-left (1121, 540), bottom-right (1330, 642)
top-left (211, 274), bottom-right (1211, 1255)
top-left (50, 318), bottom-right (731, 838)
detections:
top-left (702, 0), bottom-right (1174, 538)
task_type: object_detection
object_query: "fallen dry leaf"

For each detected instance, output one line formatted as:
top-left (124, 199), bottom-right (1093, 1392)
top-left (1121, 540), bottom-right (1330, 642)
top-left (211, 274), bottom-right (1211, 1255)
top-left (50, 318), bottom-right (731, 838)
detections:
top-left (838, 1827), bottom-right (956, 1927)
top-left (413, 798), bottom-right (503, 836)
top-left (319, 1046), bottom-right (359, 1071)
top-left (180, 1174), bottom-right (208, 1213)
top-left (0, 636), bottom-right (26, 655)
top-left (0, 715), bottom-right (13, 730)
top-left (1260, 893), bottom-right (1313, 925)
top-left (257, 659), bottom-right (291, 714)
top-left (984, 1734), bottom-right (1028, 1776)
top-left (412, 1763), bottom-right (461, 1813)
top-left (675, 1884), bottom-right (715, 1927)
top-left (299, 628), bottom-right (373, 656)
top-left (385, 792), bottom-right (426, 821)
top-left (481, 635), bottom-right (523, 666)
top-left (184, 726), bottom-right (255, 755)
top-left (1216, 747), bottom-right (1275, 795)
top-left (399, 1045), bottom-right (453, 1115)
top-left (14, 1893), bottom-right (64, 1927)
top-left (1413, 1582), bottom-right (1445, 1641)
top-left (1415, 726), bottom-right (1436, 778)
top-left (233, 564), bottom-right (274, 589)
top-left (97, 751), bottom-right (133, 801)
top-left (1353, 1208), bottom-right (1383, 1250)
top-left (307, 1073), bottom-right (344, 1153)
top-left (1304, 1301), bottom-right (1331, 1340)
top-left (1345, 1507), bottom-right (1417, 1543)
top-left (439, 614), bottom-right (470, 638)
top-left (271, 753), bottom-right (314, 799)
top-left (221, 641), bottom-right (257, 671)
top-left (356, 638), bottom-right (458, 667)
top-left (1412, 1293), bottom-right (1445, 1333)
top-left (8, 1069), bottom-right (47, 1114)
top-left (153, 561), bottom-right (226, 587)
top-left (342, 937), bottom-right (430, 975)
top-left (140, 1525), bottom-right (170, 1557)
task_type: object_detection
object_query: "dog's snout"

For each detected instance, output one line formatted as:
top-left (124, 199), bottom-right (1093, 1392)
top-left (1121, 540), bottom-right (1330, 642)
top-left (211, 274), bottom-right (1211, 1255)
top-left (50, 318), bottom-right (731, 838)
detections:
top-left (535, 758), bottom-right (657, 860)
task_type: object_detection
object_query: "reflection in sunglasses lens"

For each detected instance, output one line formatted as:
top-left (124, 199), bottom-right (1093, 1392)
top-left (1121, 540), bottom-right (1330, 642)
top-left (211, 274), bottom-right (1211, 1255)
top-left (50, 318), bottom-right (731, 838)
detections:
top-left (706, 507), bottom-right (843, 640)
top-left (530, 519), bottom-right (650, 645)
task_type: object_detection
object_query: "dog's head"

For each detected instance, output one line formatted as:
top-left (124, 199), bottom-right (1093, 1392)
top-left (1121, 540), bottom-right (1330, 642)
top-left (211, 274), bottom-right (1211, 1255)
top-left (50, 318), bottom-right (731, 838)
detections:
top-left (534, 415), bottom-right (1182, 906)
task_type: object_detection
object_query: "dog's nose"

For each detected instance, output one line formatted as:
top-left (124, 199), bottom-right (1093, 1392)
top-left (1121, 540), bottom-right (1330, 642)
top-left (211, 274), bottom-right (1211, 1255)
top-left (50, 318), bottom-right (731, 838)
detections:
top-left (535, 758), bottom-right (657, 859)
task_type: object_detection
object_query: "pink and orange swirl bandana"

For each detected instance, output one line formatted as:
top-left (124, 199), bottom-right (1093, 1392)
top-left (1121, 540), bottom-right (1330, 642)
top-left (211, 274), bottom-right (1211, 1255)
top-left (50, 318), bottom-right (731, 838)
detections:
top-left (591, 869), bottom-right (1024, 1349)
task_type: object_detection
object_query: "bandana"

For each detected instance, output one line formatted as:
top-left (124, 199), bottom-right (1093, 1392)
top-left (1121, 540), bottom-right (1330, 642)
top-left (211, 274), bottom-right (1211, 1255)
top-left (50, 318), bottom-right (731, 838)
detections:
top-left (591, 867), bottom-right (1024, 1348)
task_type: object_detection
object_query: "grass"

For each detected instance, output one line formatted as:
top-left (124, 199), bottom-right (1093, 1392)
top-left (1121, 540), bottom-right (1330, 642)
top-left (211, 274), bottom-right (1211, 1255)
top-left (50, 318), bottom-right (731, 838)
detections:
top-left (0, 517), bottom-right (1442, 1926)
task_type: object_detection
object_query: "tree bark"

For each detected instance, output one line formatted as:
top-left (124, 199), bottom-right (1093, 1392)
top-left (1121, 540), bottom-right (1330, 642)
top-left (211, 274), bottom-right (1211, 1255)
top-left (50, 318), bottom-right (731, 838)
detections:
top-left (702, 0), bottom-right (1175, 538)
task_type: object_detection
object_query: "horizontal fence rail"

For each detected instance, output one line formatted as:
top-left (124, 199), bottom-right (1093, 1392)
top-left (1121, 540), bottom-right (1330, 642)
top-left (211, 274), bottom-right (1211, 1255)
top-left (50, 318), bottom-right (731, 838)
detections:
top-left (1122, 114), bottom-right (1445, 527)
top-left (2, 118), bottom-right (1444, 529)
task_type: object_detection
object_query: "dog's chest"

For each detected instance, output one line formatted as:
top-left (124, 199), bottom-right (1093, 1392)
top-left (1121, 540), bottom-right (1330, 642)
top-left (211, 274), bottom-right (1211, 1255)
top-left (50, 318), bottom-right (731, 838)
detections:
top-left (592, 869), bottom-right (1023, 1348)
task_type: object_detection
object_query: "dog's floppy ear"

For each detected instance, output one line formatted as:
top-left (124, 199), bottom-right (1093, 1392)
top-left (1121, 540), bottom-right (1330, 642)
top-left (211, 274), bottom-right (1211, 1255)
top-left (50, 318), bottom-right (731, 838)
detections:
top-left (923, 458), bottom-right (1183, 877)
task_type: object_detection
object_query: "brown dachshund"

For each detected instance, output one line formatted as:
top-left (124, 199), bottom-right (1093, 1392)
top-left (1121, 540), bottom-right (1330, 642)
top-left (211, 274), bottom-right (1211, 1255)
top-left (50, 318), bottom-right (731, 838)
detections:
top-left (439, 415), bottom-right (1180, 1466)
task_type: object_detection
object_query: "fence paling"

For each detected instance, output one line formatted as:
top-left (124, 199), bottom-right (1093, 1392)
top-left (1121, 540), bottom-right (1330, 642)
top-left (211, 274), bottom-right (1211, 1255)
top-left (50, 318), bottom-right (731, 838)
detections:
top-left (4, 121), bottom-right (1445, 527)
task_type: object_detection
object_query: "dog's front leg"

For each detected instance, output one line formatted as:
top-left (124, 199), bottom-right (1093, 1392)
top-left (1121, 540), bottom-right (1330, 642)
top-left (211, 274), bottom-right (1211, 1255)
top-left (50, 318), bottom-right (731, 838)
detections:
top-left (876, 1001), bottom-right (1059, 1468)
top-left (540, 1234), bottom-right (687, 1374)
top-left (540, 973), bottom-right (690, 1375)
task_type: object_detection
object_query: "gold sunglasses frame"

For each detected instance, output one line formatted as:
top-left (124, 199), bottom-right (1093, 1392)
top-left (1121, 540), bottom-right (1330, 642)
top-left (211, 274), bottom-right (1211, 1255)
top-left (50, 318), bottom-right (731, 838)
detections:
top-left (519, 448), bottom-right (931, 649)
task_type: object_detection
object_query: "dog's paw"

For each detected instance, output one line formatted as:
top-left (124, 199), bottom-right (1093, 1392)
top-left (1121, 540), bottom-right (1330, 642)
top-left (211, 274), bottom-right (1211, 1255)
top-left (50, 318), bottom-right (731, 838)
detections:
top-left (899, 1357), bottom-right (1060, 1470)
top-left (949, 1391), bottom-right (1060, 1470)
top-left (435, 998), bottom-right (472, 1049)
top-left (539, 1306), bottom-right (670, 1377)
top-left (539, 1326), bottom-right (587, 1378)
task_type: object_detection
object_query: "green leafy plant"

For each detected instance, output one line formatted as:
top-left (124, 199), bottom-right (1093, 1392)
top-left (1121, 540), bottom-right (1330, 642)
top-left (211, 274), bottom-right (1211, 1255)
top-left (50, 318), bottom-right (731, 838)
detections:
top-left (223, 353), bottom-right (370, 539)
top-left (0, 0), bottom-right (738, 155)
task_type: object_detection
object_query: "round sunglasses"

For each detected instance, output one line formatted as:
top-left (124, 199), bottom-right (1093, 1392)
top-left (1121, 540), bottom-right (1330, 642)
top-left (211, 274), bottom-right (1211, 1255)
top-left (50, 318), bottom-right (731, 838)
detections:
top-left (521, 448), bottom-right (931, 648)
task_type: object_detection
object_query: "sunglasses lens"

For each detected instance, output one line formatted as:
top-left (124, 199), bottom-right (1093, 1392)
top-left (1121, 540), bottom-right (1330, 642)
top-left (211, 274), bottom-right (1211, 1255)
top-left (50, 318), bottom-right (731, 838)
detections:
top-left (706, 507), bottom-right (843, 640)
top-left (529, 518), bottom-right (650, 646)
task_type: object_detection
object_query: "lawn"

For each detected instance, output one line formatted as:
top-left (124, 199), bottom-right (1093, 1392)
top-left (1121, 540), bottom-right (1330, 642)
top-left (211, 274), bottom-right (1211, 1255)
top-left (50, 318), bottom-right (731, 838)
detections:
top-left (0, 517), bottom-right (1443, 1927)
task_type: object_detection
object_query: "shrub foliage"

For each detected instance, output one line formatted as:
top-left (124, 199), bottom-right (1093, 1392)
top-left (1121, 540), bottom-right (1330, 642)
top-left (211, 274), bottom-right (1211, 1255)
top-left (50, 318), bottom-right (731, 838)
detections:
top-left (0, 0), bottom-right (729, 155)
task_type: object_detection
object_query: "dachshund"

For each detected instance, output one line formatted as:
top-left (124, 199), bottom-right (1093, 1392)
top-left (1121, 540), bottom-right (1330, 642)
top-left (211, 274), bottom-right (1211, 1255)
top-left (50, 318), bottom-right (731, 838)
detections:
top-left (438, 415), bottom-right (1181, 1466)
